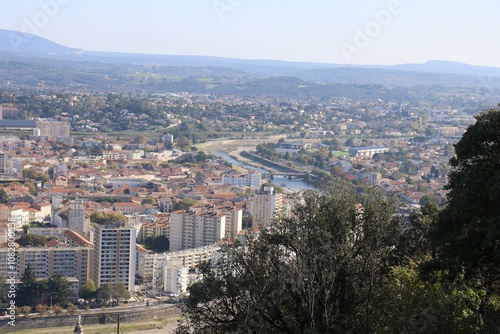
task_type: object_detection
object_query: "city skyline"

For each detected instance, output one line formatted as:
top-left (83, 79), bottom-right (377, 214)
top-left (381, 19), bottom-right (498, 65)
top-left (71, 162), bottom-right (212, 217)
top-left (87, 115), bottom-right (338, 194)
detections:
top-left (0, 0), bottom-right (499, 67)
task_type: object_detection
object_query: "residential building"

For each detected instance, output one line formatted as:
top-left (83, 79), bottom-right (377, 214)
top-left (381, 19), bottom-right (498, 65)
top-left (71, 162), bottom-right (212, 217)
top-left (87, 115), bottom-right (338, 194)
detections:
top-left (162, 258), bottom-right (189, 295)
top-left (137, 244), bottom-right (218, 290)
top-left (222, 170), bottom-right (261, 187)
top-left (170, 211), bottom-right (225, 251)
top-left (113, 202), bottom-right (146, 215)
top-left (137, 221), bottom-right (169, 243)
top-left (251, 186), bottom-right (283, 227)
top-left (92, 222), bottom-right (136, 291)
top-left (349, 146), bottom-right (389, 158)
top-left (190, 203), bottom-right (243, 238)
top-left (0, 245), bottom-right (93, 292)
top-left (108, 177), bottom-right (149, 188)
top-left (35, 120), bottom-right (71, 139)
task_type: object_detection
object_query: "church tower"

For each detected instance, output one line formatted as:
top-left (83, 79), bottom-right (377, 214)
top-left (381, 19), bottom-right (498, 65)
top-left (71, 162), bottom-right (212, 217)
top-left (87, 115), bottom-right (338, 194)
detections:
top-left (68, 199), bottom-right (89, 237)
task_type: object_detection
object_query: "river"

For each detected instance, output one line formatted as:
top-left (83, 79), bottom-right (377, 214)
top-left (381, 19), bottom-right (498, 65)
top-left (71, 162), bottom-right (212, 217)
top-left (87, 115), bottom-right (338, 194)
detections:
top-left (212, 151), bottom-right (316, 192)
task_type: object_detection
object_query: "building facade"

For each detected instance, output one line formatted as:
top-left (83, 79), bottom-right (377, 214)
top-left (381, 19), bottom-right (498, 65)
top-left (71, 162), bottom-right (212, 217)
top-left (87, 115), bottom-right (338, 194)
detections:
top-left (251, 186), bottom-right (283, 227)
top-left (0, 246), bottom-right (93, 292)
top-left (35, 120), bottom-right (71, 139)
top-left (348, 146), bottom-right (389, 158)
top-left (222, 170), bottom-right (261, 187)
top-left (92, 222), bottom-right (136, 292)
top-left (169, 211), bottom-right (225, 251)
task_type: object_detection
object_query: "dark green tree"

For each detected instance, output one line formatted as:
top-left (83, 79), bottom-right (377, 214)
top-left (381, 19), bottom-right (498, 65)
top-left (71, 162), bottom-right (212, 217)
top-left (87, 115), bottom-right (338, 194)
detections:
top-left (111, 283), bottom-right (130, 301)
top-left (371, 264), bottom-right (487, 333)
top-left (22, 168), bottom-right (50, 183)
top-left (90, 211), bottom-right (127, 225)
top-left (0, 189), bottom-right (10, 204)
top-left (16, 234), bottom-right (48, 247)
top-left (434, 108), bottom-right (500, 278)
top-left (151, 235), bottom-right (169, 253)
top-left (172, 198), bottom-right (197, 211)
top-left (176, 183), bottom-right (402, 334)
top-left (0, 276), bottom-right (7, 308)
top-left (176, 137), bottom-right (192, 151)
top-left (397, 202), bottom-right (439, 263)
top-left (132, 135), bottom-right (148, 144)
top-left (17, 264), bottom-right (38, 306)
top-left (431, 107), bottom-right (500, 331)
top-left (48, 273), bottom-right (73, 306)
top-left (96, 284), bottom-right (112, 304)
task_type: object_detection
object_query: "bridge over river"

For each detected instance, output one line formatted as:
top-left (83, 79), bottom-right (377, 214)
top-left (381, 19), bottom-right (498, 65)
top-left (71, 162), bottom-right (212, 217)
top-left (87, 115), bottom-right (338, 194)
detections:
top-left (260, 172), bottom-right (307, 179)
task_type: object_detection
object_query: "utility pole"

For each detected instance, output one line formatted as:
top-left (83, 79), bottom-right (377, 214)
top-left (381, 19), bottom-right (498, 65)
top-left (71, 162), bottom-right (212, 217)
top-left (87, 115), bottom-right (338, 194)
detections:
top-left (117, 314), bottom-right (120, 334)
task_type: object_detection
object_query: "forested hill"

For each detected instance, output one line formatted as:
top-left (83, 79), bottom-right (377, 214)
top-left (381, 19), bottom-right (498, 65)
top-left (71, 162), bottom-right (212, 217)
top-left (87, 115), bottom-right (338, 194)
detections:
top-left (1, 50), bottom-right (500, 103)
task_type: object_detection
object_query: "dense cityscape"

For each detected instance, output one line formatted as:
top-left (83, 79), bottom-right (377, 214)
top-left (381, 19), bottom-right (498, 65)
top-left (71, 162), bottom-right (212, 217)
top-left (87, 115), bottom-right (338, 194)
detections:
top-left (0, 2), bottom-right (500, 333)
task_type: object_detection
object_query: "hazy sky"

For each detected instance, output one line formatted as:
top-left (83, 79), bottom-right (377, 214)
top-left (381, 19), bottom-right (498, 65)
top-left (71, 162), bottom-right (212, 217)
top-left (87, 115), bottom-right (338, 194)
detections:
top-left (1, 0), bottom-right (499, 67)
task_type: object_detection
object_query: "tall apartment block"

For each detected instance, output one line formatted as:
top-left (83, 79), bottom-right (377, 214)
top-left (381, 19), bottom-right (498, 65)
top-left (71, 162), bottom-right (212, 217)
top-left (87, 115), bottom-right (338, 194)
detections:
top-left (170, 210), bottom-right (225, 251)
top-left (92, 222), bottom-right (136, 292)
top-left (0, 245), bottom-right (93, 292)
top-left (251, 186), bottom-right (283, 227)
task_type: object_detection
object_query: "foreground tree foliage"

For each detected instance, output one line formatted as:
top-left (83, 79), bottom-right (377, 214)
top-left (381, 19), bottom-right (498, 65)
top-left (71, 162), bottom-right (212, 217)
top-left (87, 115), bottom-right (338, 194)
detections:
top-left (177, 184), bottom-right (403, 333)
top-left (434, 108), bottom-right (500, 278)
top-left (430, 107), bottom-right (500, 330)
top-left (372, 263), bottom-right (488, 333)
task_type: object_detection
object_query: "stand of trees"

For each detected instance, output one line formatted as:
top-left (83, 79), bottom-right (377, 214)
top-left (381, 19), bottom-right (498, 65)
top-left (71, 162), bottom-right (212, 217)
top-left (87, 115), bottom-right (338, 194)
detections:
top-left (144, 235), bottom-right (170, 252)
top-left (16, 264), bottom-right (73, 307)
top-left (176, 108), bottom-right (500, 333)
top-left (90, 211), bottom-right (127, 225)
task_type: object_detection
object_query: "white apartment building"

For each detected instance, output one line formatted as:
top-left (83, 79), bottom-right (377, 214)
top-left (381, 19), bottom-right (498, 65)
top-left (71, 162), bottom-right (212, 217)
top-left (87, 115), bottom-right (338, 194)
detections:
top-left (222, 170), bottom-right (261, 187)
top-left (348, 146), bottom-right (389, 158)
top-left (162, 258), bottom-right (189, 295)
top-left (137, 244), bottom-right (219, 281)
top-left (93, 222), bottom-right (136, 292)
top-left (170, 211), bottom-right (225, 251)
top-left (8, 206), bottom-right (30, 229)
top-left (251, 186), bottom-right (283, 227)
top-left (190, 204), bottom-right (243, 238)
top-left (137, 245), bottom-right (220, 293)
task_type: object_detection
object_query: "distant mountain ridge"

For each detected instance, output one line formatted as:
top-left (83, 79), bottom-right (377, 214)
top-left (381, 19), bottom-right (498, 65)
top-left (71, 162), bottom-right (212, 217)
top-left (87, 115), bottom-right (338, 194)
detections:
top-left (1, 28), bottom-right (500, 78)
top-left (1, 28), bottom-right (500, 86)
top-left (0, 29), bottom-right (81, 54)
top-left (390, 60), bottom-right (500, 77)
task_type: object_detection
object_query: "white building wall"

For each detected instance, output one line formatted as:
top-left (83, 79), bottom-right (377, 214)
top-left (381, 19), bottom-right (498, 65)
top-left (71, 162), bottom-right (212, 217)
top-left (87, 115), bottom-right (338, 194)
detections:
top-left (163, 259), bottom-right (189, 295)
